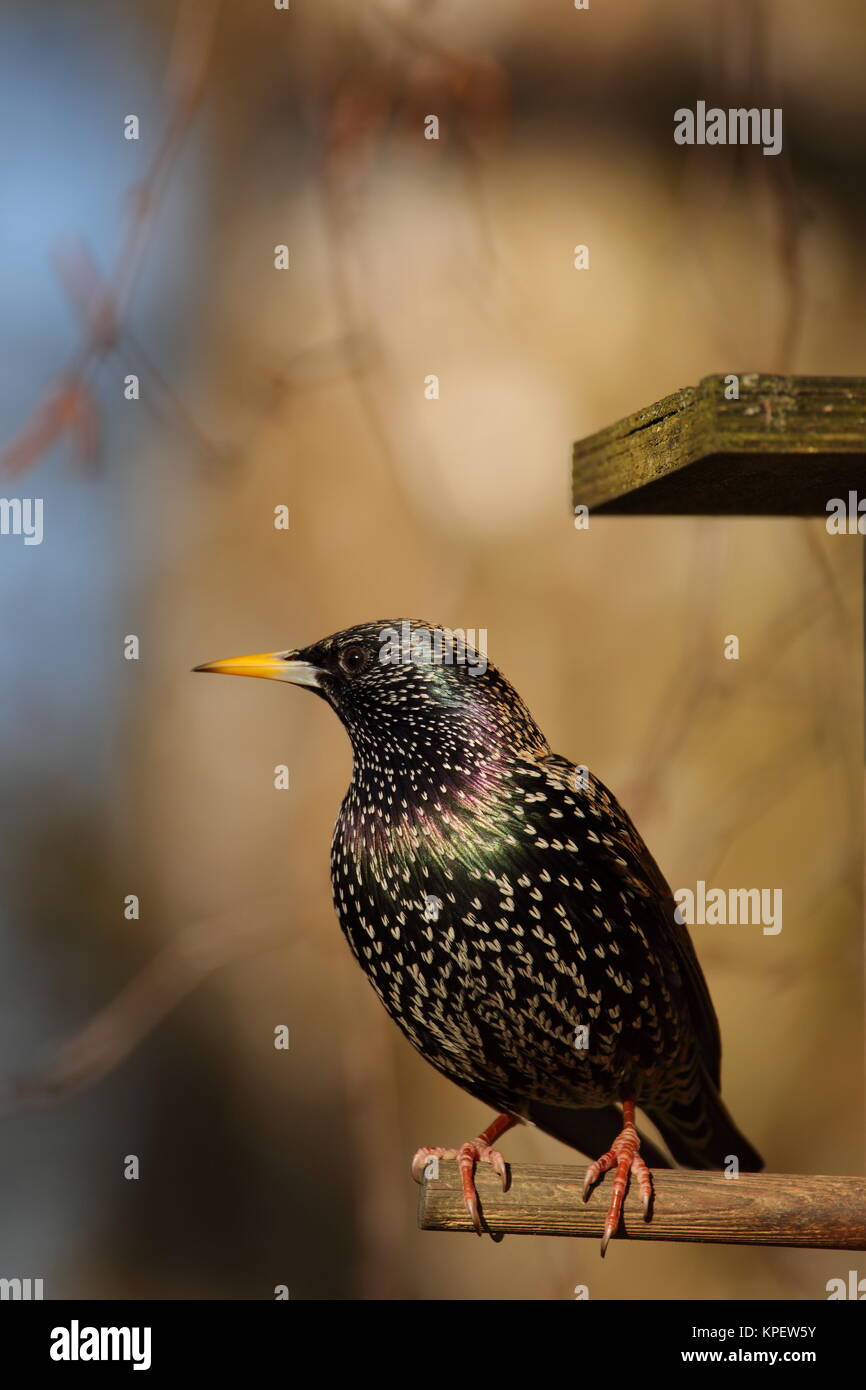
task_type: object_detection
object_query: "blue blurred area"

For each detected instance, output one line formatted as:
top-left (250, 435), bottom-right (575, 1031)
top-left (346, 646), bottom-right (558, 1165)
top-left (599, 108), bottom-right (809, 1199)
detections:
top-left (0, 0), bottom-right (205, 784)
top-left (0, 0), bottom-right (207, 1291)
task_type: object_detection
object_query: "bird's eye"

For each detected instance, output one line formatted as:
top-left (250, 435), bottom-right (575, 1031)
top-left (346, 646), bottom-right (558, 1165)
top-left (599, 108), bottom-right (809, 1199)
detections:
top-left (339, 644), bottom-right (368, 677)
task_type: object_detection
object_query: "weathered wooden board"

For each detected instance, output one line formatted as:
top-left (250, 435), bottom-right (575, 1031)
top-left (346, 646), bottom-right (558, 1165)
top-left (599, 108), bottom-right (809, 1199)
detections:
top-left (572, 374), bottom-right (866, 515)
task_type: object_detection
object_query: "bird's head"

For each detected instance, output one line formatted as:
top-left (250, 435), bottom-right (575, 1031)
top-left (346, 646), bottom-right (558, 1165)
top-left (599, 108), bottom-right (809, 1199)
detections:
top-left (194, 619), bottom-right (547, 772)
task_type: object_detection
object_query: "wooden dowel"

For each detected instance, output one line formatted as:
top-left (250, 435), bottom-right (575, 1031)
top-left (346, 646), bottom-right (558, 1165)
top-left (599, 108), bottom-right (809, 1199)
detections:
top-left (417, 1162), bottom-right (866, 1249)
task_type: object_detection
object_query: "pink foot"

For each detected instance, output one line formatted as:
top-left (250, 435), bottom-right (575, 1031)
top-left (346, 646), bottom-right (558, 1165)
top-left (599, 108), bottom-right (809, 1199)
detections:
top-left (411, 1113), bottom-right (517, 1236)
top-left (582, 1100), bottom-right (653, 1255)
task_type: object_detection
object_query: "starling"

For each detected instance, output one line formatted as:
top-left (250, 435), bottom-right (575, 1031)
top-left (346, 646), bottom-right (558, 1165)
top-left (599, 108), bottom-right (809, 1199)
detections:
top-left (195, 619), bottom-right (762, 1252)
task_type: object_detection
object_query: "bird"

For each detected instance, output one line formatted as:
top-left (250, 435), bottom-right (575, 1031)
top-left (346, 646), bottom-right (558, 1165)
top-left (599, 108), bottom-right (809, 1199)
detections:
top-left (195, 619), bottom-right (763, 1253)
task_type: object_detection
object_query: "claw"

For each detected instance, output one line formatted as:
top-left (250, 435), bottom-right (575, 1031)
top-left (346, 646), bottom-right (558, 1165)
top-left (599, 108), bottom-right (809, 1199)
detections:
top-left (582, 1100), bottom-right (653, 1255)
top-left (480, 1144), bottom-right (510, 1190)
top-left (411, 1145), bottom-right (457, 1184)
top-left (411, 1113), bottom-right (518, 1237)
top-left (582, 1150), bottom-right (614, 1201)
top-left (463, 1183), bottom-right (484, 1237)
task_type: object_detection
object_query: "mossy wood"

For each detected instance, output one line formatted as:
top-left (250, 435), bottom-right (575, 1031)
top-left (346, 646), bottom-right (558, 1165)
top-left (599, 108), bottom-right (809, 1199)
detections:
top-left (572, 373), bottom-right (866, 515)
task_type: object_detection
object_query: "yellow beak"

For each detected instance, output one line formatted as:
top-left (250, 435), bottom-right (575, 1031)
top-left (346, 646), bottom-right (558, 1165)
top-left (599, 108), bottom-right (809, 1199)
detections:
top-left (193, 650), bottom-right (324, 687)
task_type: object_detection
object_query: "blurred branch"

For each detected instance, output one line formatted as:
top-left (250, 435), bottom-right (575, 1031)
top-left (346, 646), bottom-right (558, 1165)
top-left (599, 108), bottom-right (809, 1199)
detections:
top-left (686, 0), bottom-right (805, 371)
top-left (338, 991), bottom-right (407, 1299)
top-left (8, 899), bottom-right (293, 1107)
top-left (1, 0), bottom-right (224, 476)
top-left (313, 2), bottom-right (508, 529)
top-left (745, 0), bottom-right (805, 373)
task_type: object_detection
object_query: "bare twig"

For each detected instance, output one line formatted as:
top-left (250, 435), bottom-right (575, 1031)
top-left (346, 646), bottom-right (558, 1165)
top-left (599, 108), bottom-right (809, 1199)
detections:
top-left (8, 898), bottom-right (293, 1108)
top-left (1, 0), bottom-right (223, 475)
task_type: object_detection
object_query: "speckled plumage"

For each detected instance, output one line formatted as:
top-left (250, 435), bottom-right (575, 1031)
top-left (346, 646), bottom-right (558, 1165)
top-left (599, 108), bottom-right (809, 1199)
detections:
top-left (286, 619), bottom-right (762, 1175)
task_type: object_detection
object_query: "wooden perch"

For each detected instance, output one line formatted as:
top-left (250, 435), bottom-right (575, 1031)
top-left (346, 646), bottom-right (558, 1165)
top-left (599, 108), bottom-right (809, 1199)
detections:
top-left (572, 373), bottom-right (866, 516)
top-left (418, 1162), bottom-right (866, 1249)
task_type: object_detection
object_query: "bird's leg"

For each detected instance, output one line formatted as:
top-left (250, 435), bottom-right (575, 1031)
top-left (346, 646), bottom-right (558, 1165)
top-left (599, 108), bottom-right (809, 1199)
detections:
top-left (582, 1099), bottom-right (652, 1255)
top-left (412, 1112), bottom-right (518, 1236)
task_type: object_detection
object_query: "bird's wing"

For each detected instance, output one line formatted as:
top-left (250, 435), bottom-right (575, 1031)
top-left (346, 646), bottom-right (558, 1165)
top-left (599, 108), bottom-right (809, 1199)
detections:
top-left (537, 754), bottom-right (722, 1090)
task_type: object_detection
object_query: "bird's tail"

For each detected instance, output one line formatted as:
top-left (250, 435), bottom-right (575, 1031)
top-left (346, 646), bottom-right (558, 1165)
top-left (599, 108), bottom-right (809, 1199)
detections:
top-left (645, 1077), bottom-right (763, 1172)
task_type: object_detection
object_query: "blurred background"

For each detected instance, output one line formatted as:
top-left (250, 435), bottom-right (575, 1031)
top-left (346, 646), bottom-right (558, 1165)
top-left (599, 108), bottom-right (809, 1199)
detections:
top-left (0, 0), bottom-right (863, 1300)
